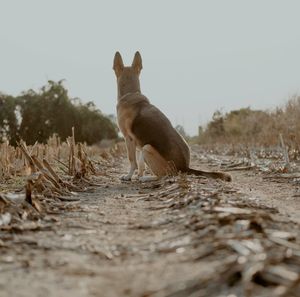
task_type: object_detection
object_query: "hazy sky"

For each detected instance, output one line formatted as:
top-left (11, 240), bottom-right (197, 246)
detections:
top-left (1, 1), bottom-right (300, 135)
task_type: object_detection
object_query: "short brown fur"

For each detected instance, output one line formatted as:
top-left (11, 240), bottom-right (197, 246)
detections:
top-left (113, 51), bottom-right (231, 182)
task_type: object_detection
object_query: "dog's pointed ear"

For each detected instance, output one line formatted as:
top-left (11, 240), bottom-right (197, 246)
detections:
top-left (113, 52), bottom-right (124, 77)
top-left (132, 51), bottom-right (142, 74)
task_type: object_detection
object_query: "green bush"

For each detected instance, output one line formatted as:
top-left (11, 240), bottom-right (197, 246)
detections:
top-left (0, 80), bottom-right (118, 145)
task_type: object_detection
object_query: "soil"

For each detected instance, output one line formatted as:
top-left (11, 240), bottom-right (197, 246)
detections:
top-left (0, 152), bottom-right (300, 297)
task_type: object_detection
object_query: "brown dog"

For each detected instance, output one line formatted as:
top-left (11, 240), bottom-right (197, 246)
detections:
top-left (113, 51), bottom-right (231, 182)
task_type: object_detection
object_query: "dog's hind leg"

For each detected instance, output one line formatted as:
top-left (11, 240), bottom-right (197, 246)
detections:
top-left (138, 144), bottom-right (175, 182)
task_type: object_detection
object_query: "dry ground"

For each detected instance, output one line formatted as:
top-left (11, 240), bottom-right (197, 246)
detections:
top-left (1, 151), bottom-right (300, 297)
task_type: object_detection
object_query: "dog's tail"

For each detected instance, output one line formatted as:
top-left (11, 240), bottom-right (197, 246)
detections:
top-left (186, 168), bottom-right (232, 182)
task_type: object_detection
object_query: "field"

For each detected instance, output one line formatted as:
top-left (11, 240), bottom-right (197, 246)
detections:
top-left (2, 1), bottom-right (300, 296)
top-left (1, 136), bottom-right (300, 297)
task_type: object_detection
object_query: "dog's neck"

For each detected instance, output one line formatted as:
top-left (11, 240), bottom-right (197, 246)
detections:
top-left (117, 77), bottom-right (141, 100)
top-left (118, 88), bottom-right (141, 100)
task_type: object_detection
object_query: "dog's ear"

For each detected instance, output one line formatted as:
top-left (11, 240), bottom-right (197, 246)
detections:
top-left (113, 52), bottom-right (124, 77)
top-left (132, 51), bottom-right (142, 74)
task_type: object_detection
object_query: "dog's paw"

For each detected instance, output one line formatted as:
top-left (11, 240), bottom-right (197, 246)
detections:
top-left (120, 175), bottom-right (132, 181)
top-left (138, 176), bottom-right (158, 182)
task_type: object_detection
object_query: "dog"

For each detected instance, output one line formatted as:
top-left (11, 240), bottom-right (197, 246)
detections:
top-left (113, 51), bottom-right (231, 182)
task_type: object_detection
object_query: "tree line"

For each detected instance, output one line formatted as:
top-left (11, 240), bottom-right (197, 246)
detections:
top-left (198, 96), bottom-right (300, 148)
top-left (0, 80), bottom-right (118, 145)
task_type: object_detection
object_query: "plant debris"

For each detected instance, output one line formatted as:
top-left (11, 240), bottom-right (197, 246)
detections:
top-left (1, 140), bottom-right (300, 296)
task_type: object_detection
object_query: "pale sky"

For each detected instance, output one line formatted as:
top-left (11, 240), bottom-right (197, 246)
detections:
top-left (1, 1), bottom-right (300, 135)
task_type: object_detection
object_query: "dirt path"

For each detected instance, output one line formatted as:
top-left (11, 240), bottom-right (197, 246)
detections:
top-left (1, 155), bottom-right (300, 297)
top-left (231, 170), bottom-right (300, 223)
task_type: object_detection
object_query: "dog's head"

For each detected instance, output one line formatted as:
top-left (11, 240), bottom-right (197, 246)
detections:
top-left (113, 52), bottom-right (143, 98)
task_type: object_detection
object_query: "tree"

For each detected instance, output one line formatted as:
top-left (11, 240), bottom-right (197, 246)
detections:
top-left (0, 81), bottom-right (118, 145)
top-left (175, 125), bottom-right (189, 140)
top-left (0, 94), bottom-right (18, 145)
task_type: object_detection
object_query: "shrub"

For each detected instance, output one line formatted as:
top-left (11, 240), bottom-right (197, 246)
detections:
top-left (198, 96), bottom-right (300, 149)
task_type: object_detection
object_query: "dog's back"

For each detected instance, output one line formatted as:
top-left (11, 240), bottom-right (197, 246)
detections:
top-left (117, 91), bottom-right (190, 171)
top-left (131, 98), bottom-right (190, 172)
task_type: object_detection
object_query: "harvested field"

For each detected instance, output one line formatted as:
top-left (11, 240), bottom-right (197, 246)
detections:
top-left (1, 140), bottom-right (300, 297)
